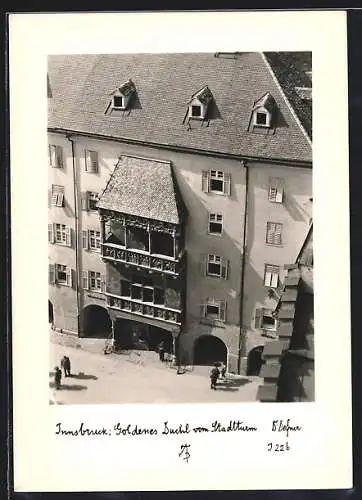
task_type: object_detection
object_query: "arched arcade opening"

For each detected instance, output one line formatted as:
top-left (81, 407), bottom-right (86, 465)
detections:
top-left (193, 335), bottom-right (227, 366)
top-left (81, 305), bottom-right (112, 338)
top-left (246, 346), bottom-right (265, 376)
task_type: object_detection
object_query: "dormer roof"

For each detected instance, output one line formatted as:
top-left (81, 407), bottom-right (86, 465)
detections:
top-left (189, 85), bottom-right (213, 105)
top-left (110, 79), bottom-right (135, 97)
top-left (252, 92), bottom-right (276, 112)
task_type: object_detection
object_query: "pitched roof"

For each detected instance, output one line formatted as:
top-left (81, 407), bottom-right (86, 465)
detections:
top-left (48, 52), bottom-right (312, 163)
top-left (264, 52), bottom-right (312, 139)
top-left (97, 155), bottom-right (182, 224)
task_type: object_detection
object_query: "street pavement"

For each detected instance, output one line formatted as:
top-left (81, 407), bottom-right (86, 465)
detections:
top-left (50, 341), bottom-right (261, 404)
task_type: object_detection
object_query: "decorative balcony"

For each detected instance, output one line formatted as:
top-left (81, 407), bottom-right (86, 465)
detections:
top-left (106, 293), bottom-right (182, 325)
top-left (101, 242), bottom-right (186, 276)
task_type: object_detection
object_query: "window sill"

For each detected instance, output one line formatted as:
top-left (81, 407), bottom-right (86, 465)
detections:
top-left (200, 318), bottom-right (226, 328)
top-left (206, 273), bottom-right (223, 279)
top-left (207, 231), bottom-right (223, 237)
top-left (268, 199), bottom-right (283, 204)
top-left (265, 243), bottom-right (284, 248)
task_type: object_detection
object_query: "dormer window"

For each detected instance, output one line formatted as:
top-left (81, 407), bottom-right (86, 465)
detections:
top-left (113, 95), bottom-right (124, 109)
top-left (255, 111), bottom-right (268, 126)
top-left (109, 79), bottom-right (136, 111)
top-left (191, 105), bottom-right (201, 118)
top-left (251, 93), bottom-right (276, 130)
top-left (188, 86), bottom-right (213, 121)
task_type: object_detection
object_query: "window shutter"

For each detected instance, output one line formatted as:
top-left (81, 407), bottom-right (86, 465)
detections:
top-left (51, 191), bottom-right (58, 206)
top-left (81, 192), bottom-right (89, 211)
top-left (49, 145), bottom-right (57, 167)
top-left (271, 272), bottom-right (279, 288)
top-left (275, 224), bottom-right (282, 245)
top-left (254, 308), bottom-right (262, 329)
top-left (65, 226), bottom-right (72, 247)
top-left (48, 223), bottom-right (54, 243)
top-left (201, 171), bottom-right (210, 193)
top-left (82, 230), bottom-right (89, 249)
top-left (221, 258), bottom-right (229, 279)
top-left (105, 220), bottom-right (112, 238)
top-left (56, 146), bottom-right (63, 168)
top-left (219, 300), bottom-right (226, 322)
top-left (223, 173), bottom-right (231, 196)
top-left (276, 185), bottom-right (284, 203)
top-left (101, 274), bottom-right (106, 292)
top-left (66, 267), bottom-right (72, 287)
top-left (200, 303), bottom-right (206, 318)
top-left (264, 270), bottom-right (272, 287)
top-left (200, 254), bottom-right (208, 276)
top-left (49, 263), bottom-right (55, 284)
top-left (82, 270), bottom-right (89, 290)
top-left (86, 150), bottom-right (98, 173)
top-left (90, 151), bottom-right (98, 173)
top-left (57, 192), bottom-right (64, 207)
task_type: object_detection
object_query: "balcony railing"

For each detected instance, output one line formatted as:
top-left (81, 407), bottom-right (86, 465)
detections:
top-left (101, 243), bottom-right (185, 275)
top-left (106, 293), bottom-right (182, 325)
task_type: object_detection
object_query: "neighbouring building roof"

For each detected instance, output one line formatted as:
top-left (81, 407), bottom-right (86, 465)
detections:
top-left (48, 52), bottom-right (312, 163)
top-left (258, 225), bottom-right (314, 402)
top-left (97, 155), bottom-right (183, 225)
top-left (264, 52), bottom-right (312, 140)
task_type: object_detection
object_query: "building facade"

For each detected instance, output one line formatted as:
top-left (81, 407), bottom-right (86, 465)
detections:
top-left (48, 52), bottom-right (312, 374)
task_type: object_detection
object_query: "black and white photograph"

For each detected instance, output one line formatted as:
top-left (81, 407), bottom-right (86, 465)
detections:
top-left (48, 51), bottom-right (314, 404)
top-left (11, 11), bottom-right (351, 492)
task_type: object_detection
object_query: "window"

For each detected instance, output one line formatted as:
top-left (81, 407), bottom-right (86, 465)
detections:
top-left (131, 284), bottom-right (143, 301)
top-left (89, 230), bottom-right (101, 251)
top-left (266, 222), bottom-right (283, 246)
top-left (201, 298), bottom-right (226, 322)
top-left (205, 254), bottom-right (229, 279)
top-left (113, 95), bottom-right (124, 108)
top-left (191, 105), bottom-right (201, 117)
top-left (208, 213), bottom-right (223, 234)
top-left (82, 270), bottom-right (103, 291)
top-left (268, 178), bottom-right (284, 203)
top-left (55, 224), bottom-right (66, 244)
top-left (120, 281), bottom-right (165, 305)
top-left (48, 223), bottom-right (71, 246)
top-left (49, 145), bottom-right (63, 168)
top-left (49, 263), bottom-right (72, 287)
top-left (82, 229), bottom-right (101, 251)
top-left (51, 185), bottom-right (64, 207)
top-left (255, 307), bottom-right (277, 331)
top-left (202, 170), bottom-right (231, 195)
top-left (264, 264), bottom-right (280, 288)
top-left (85, 150), bottom-right (98, 173)
top-left (89, 271), bottom-right (102, 291)
top-left (81, 191), bottom-right (99, 211)
top-left (121, 280), bottom-right (131, 297)
top-left (256, 111), bottom-right (267, 125)
top-left (88, 192), bottom-right (99, 211)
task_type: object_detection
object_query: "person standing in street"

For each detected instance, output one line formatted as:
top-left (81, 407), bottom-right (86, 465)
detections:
top-left (54, 366), bottom-right (62, 390)
top-left (158, 341), bottom-right (165, 362)
top-left (63, 356), bottom-right (71, 377)
top-left (210, 363), bottom-right (220, 390)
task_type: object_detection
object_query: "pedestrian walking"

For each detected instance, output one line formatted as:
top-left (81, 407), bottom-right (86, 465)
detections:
top-left (158, 341), bottom-right (165, 362)
top-left (54, 366), bottom-right (62, 390)
top-left (210, 363), bottom-right (220, 390)
top-left (63, 356), bottom-right (71, 377)
top-left (219, 361), bottom-right (227, 379)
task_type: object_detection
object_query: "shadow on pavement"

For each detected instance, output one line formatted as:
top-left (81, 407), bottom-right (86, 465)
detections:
top-left (222, 377), bottom-right (253, 387)
top-left (49, 371), bottom-right (98, 380)
top-left (71, 372), bottom-right (98, 380)
top-left (214, 386), bottom-right (239, 392)
top-left (49, 381), bottom-right (88, 391)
